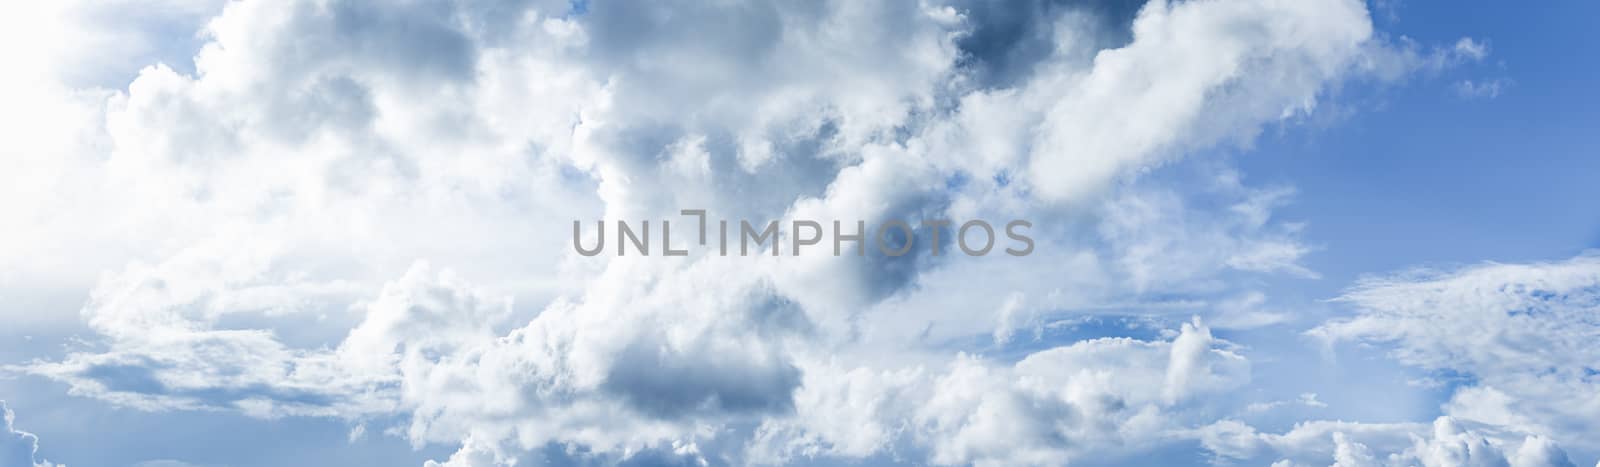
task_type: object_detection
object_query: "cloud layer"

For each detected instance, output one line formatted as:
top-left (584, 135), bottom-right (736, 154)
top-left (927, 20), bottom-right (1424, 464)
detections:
top-left (2, 0), bottom-right (1587, 466)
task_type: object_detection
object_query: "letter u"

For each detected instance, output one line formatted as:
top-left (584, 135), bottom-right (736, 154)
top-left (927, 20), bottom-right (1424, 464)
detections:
top-left (574, 220), bottom-right (605, 256)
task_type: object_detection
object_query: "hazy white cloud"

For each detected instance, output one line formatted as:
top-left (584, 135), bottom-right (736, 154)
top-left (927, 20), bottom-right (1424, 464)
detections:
top-left (1, 402), bottom-right (60, 467)
top-left (1454, 38), bottom-right (1491, 62)
top-left (1182, 253), bottom-right (1600, 467)
top-left (1456, 78), bottom-right (1511, 99)
top-left (1312, 253), bottom-right (1600, 459)
top-left (133, 461), bottom-right (207, 467)
top-left (1200, 415), bottom-right (1578, 467)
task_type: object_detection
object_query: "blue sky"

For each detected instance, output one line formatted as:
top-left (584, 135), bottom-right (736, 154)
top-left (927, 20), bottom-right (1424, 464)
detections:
top-left (1250, 1), bottom-right (1600, 282)
top-left (2, 1), bottom-right (1598, 466)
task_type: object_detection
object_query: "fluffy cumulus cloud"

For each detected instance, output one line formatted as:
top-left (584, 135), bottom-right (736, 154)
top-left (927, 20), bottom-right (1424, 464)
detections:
top-left (1, 0), bottom-right (1579, 466)
top-left (744, 318), bottom-right (1248, 466)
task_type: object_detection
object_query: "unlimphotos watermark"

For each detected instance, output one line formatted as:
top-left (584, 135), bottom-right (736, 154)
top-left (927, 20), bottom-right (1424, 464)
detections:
top-left (574, 209), bottom-right (1033, 257)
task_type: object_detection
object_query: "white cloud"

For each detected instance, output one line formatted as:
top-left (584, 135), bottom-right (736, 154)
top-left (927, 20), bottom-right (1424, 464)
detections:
top-left (133, 461), bottom-right (206, 467)
top-left (1021, 0), bottom-right (1374, 202)
top-left (0, 0), bottom-right (1506, 465)
top-left (1200, 415), bottom-right (1580, 467)
top-left (750, 317), bottom-right (1248, 466)
top-left (1454, 38), bottom-right (1491, 62)
top-left (1, 401), bottom-right (60, 467)
top-left (1184, 253), bottom-right (1600, 467)
top-left (1311, 253), bottom-right (1600, 459)
top-left (1456, 78), bottom-right (1511, 99)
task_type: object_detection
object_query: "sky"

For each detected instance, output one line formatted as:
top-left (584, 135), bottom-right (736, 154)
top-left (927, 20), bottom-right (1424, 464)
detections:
top-left (1, 1), bottom-right (1598, 466)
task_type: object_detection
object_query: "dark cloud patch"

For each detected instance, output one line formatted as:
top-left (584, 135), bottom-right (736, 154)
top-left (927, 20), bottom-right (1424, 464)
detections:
top-left (533, 440), bottom-right (719, 467)
top-left (954, 0), bottom-right (1147, 89)
top-left (241, 0), bottom-right (477, 84)
top-left (83, 361), bottom-right (170, 395)
top-left (602, 337), bottom-right (800, 420)
top-left (853, 192), bottom-right (957, 303)
top-left (324, 1), bottom-right (477, 81)
top-left (79, 360), bottom-right (346, 409)
top-left (580, 0), bottom-right (783, 90)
